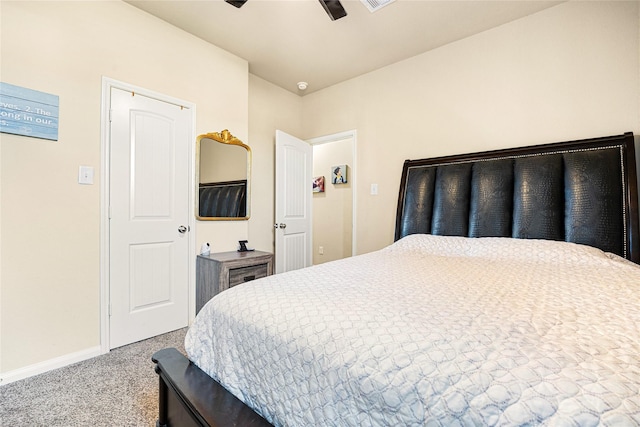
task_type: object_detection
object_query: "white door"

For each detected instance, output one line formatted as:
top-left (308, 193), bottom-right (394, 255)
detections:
top-left (109, 88), bottom-right (190, 349)
top-left (275, 130), bottom-right (313, 273)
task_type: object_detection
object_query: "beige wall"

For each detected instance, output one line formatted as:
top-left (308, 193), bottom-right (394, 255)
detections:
top-left (312, 140), bottom-right (353, 264)
top-left (301, 1), bottom-right (640, 255)
top-left (247, 75), bottom-right (303, 253)
top-left (0, 1), bottom-right (248, 375)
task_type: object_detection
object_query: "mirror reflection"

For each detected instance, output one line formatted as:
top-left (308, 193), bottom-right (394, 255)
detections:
top-left (196, 130), bottom-right (251, 220)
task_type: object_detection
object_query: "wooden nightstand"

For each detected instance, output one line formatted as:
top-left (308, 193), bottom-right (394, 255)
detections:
top-left (196, 250), bottom-right (274, 314)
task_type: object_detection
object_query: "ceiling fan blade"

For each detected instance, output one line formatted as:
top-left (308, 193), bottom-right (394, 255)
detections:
top-left (225, 0), bottom-right (248, 8)
top-left (319, 0), bottom-right (347, 21)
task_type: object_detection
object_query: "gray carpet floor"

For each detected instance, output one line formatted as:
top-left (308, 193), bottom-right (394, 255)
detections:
top-left (0, 327), bottom-right (187, 426)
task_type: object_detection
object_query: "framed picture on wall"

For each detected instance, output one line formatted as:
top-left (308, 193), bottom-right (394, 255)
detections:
top-left (313, 176), bottom-right (325, 193)
top-left (331, 165), bottom-right (347, 184)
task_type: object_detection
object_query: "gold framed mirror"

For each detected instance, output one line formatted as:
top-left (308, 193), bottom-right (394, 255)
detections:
top-left (196, 130), bottom-right (251, 220)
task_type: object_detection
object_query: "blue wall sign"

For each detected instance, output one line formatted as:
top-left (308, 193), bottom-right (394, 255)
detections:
top-left (0, 82), bottom-right (59, 141)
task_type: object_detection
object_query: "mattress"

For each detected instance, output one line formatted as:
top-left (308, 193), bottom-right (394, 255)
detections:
top-left (185, 235), bottom-right (640, 426)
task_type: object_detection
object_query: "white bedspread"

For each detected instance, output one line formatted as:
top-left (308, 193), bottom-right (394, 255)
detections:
top-left (185, 235), bottom-right (640, 426)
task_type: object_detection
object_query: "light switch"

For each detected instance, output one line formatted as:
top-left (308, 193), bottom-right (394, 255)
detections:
top-left (78, 166), bottom-right (94, 185)
top-left (370, 183), bottom-right (378, 195)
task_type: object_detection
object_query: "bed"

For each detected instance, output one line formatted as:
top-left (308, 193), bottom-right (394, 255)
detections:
top-left (153, 132), bottom-right (640, 426)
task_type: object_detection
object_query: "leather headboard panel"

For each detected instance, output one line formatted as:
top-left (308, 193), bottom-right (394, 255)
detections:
top-left (199, 180), bottom-right (247, 218)
top-left (564, 150), bottom-right (623, 253)
top-left (432, 164), bottom-right (471, 236)
top-left (400, 167), bottom-right (436, 236)
top-left (469, 159), bottom-right (513, 237)
top-left (513, 155), bottom-right (564, 241)
top-left (395, 133), bottom-right (639, 263)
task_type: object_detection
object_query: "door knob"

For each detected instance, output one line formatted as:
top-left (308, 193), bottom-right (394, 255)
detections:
top-left (178, 225), bottom-right (188, 234)
top-left (279, 223), bottom-right (287, 229)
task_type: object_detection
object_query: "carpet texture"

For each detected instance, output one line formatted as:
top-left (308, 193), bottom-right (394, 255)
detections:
top-left (0, 328), bottom-right (187, 426)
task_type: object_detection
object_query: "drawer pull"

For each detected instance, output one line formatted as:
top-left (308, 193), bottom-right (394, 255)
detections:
top-left (229, 264), bottom-right (268, 286)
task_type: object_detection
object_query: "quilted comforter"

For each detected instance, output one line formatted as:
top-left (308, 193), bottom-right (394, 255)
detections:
top-left (185, 235), bottom-right (640, 426)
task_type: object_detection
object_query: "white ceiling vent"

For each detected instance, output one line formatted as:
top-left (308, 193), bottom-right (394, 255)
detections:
top-left (360, 0), bottom-right (396, 13)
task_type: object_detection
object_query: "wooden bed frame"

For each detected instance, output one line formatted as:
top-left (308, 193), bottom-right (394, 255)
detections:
top-left (153, 132), bottom-right (639, 427)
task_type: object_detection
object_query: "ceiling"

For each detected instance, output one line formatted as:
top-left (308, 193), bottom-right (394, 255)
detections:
top-left (126, 0), bottom-right (563, 95)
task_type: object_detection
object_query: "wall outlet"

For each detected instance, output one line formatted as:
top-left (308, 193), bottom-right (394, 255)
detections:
top-left (78, 166), bottom-right (94, 185)
top-left (318, 246), bottom-right (324, 255)
top-left (370, 183), bottom-right (378, 195)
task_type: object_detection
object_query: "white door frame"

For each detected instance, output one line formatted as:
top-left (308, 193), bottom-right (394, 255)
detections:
top-left (307, 130), bottom-right (357, 256)
top-left (99, 77), bottom-right (196, 354)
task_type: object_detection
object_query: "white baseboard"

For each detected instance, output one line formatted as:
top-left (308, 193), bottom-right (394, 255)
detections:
top-left (0, 345), bottom-right (104, 386)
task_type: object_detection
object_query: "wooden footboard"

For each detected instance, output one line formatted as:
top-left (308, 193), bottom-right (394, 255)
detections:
top-left (152, 348), bottom-right (272, 427)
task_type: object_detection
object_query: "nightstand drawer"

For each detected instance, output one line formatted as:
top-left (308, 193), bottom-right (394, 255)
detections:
top-left (228, 263), bottom-right (268, 287)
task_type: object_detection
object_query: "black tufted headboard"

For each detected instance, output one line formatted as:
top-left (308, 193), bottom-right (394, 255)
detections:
top-left (199, 180), bottom-right (247, 218)
top-left (395, 132), bottom-right (639, 264)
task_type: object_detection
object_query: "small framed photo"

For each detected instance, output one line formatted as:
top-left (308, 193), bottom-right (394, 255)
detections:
top-left (313, 176), bottom-right (325, 193)
top-left (331, 165), bottom-right (347, 184)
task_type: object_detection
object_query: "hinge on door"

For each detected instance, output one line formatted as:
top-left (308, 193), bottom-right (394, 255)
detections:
top-left (109, 109), bottom-right (113, 122)
top-left (108, 303), bottom-right (112, 317)
top-left (108, 206), bottom-right (112, 220)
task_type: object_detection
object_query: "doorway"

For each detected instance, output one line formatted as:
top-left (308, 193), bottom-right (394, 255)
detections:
top-left (308, 130), bottom-right (357, 265)
top-left (100, 78), bottom-right (195, 351)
